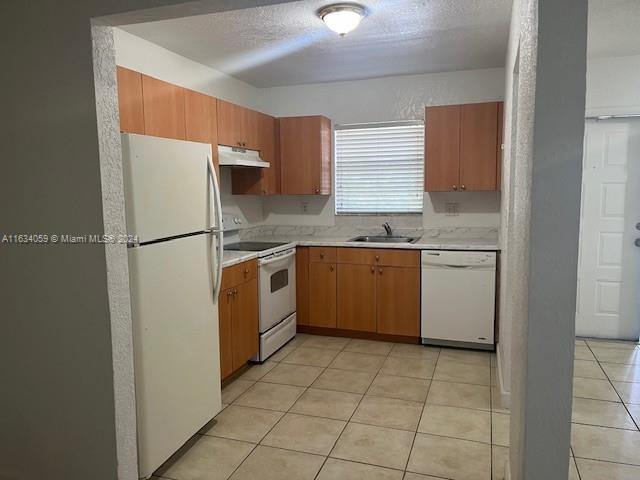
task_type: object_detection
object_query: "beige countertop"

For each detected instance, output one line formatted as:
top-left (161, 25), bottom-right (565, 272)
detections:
top-left (221, 235), bottom-right (499, 268)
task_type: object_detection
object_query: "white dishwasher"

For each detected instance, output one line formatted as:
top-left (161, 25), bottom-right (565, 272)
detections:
top-left (421, 250), bottom-right (496, 349)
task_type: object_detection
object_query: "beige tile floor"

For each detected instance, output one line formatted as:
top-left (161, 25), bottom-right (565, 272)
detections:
top-left (152, 334), bottom-right (640, 480)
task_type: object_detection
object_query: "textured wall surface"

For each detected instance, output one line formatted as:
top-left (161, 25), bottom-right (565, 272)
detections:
top-left (505, 0), bottom-right (587, 478)
top-left (0, 2), bottom-right (301, 479)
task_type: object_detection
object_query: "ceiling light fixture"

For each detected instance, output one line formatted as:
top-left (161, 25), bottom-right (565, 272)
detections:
top-left (318, 3), bottom-right (366, 37)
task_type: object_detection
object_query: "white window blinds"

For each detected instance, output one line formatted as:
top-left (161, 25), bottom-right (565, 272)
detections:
top-left (335, 122), bottom-right (424, 214)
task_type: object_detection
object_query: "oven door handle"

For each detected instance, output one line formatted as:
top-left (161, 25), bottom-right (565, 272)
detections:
top-left (260, 250), bottom-right (296, 267)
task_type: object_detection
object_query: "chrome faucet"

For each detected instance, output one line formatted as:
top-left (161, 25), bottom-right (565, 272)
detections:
top-left (382, 222), bottom-right (393, 236)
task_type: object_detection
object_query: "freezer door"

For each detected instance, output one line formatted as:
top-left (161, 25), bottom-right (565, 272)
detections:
top-left (129, 233), bottom-right (222, 479)
top-left (122, 134), bottom-right (215, 243)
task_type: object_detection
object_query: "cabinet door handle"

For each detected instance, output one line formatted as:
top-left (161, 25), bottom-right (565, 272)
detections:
top-left (370, 266), bottom-right (375, 273)
top-left (375, 255), bottom-right (380, 262)
top-left (314, 187), bottom-right (320, 194)
top-left (452, 185), bottom-right (458, 191)
top-left (329, 265), bottom-right (335, 272)
top-left (244, 268), bottom-right (249, 275)
top-left (461, 184), bottom-right (466, 191)
top-left (378, 267), bottom-right (383, 274)
top-left (320, 252), bottom-right (325, 259)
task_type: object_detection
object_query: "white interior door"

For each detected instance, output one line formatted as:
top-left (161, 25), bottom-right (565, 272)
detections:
top-left (576, 119), bottom-right (640, 340)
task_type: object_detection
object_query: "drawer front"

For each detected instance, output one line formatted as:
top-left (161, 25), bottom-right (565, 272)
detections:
top-left (221, 259), bottom-right (257, 290)
top-left (375, 249), bottom-right (420, 267)
top-left (336, 247), bottom-right (419, 267)
top-left (309, 246), bottom-right (337, 263)
top-left (337, 247), bottom-right (377, 265)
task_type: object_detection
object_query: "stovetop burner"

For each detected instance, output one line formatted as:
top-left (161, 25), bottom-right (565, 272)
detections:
top-left (224, 241), bottom-right (288, 252)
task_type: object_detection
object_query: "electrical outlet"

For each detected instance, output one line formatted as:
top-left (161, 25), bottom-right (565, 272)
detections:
top-left (301, 201), bottom-right (309, 214)
top-left (445, 202), bottom-right (459, 216)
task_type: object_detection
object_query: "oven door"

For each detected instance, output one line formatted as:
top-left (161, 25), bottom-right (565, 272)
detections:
top-left (259, 249), bottom-right (296, 333)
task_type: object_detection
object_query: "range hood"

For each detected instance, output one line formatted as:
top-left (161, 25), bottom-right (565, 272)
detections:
top-left (217, 145), bottom-right (270, 168)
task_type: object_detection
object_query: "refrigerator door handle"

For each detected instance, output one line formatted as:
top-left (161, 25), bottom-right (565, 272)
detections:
top-left (211, 231), bottom-right (223, 301)
top-left (207, 155), bottom-right (224, 300)
top-left (207, 155), bottom-right (223, 232)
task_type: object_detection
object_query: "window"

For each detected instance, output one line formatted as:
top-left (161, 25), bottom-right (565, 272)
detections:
top-left (335, 121), bottom-right (424, 214)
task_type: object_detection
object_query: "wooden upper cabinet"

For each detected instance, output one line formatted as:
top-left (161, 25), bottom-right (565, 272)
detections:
top-left (280, 116), bottom-right (332, 195)
top-left (184, 89), bottom-right (212, 144)
top-left (116, 66), bottom-right (144, 134)
top-left (142, 75), bottom-right (186, 140)
top-left (231, 113), bottom-right (279, 195)
top-left (425, 105), bottom-right (461, 192)
top-left (425, 102), bottom-right (502, 192)
top-left (460, 102), bottom-right (499, 191)
top-left (217, 99), bottom-right (259, 150)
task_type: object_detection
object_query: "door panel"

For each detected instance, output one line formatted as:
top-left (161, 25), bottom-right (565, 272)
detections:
top-left (296, 247), bottom-right (310, 325)
top-left (576, 120), bottom-right (640, 339)
top-left (217, 99), bottom-right (243, 147)
top-left (376, 266), bottom-right (420, 336)
top-left (309, 262), bottom-right (337, 328)
top-left (184, 89), bottom-right (212, 144)
top-left (219, 289), bottom-right (233, 379)
top-left (337, 264), bottom-right (377, 332)
top-left (116, 66), bottom-right (144, 134)
top-left (425, 105), bottom-right (460, 192)
top-left (232, 278), bottom-right (259, 369)
top-left (142, 75), bottom-right (186, 140)
top-left (459, 102), bottom-right (498, 191)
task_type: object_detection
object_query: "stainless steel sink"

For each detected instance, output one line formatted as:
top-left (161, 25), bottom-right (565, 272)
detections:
top-left (349, 235), bottom-right (419, 244)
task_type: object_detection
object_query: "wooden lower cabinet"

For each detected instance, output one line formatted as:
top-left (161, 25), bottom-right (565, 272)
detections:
top-left (218, 261), bottom-right (259, 380)
top-left (218, 289), bottom-right (234, 379)
top-left (301, 248), bottom-right (421, 338)
top-left (296, 247), bottom-right (310, 325)
top-left (231, 279), bottom-right (259, 369)
top-left (309, 262), bottom-right (337, 328)
top-left (376, 266), bottom-right (420, 336)
top-left (337, 264), bottom-right (376, 332)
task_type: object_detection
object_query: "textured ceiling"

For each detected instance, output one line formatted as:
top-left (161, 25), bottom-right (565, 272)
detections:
top-left (588, 0), bottom-right (640, 58)
top-left (122, 0), bottom-right (512, 87)
top-left (121, 0), bottom-right (640, 88)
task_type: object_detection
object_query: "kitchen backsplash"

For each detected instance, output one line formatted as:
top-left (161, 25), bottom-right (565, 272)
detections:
top-left (239, 224), bottom-right (498, 240)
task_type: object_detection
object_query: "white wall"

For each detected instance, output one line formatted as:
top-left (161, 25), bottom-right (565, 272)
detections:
top-left (261, 69), bottom-right (505, 228)
top-left (586, 54), bottom-right (640, 116)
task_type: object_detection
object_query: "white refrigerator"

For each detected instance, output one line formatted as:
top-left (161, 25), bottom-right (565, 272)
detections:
top-left (122, 134), bottom-right (223, 479)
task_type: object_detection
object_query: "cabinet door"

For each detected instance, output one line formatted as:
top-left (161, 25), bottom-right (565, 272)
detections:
top-left (280, 116), bottom-right (332, 195)
top-left (217, 99), bottom-right (243, 147)
top-left (184, 89), bottom-right (212, 144)
top-left (218, 289), bottom-right (234, 379)
top-left (309, 262), bottom-right (337, 328)
top-left (259, 113), bottom-right (279, 194)
top-left (425, 105), bottom-right (460, 192)
top-left (243, 108), bottom-right (260, 151)
top-left (460, 102), bottom-right (498, 191)
top-left (141, 75), bottom-right (186, 140)
top-left (376, 266), bottom-right (420, 336)
top-left (337, 264), bottom-right (376, 332)
top-left (231, 278), bottom-right (259, 369)
top-left (231, 112), bottom-right (278, 195)
top-left (296, 247), bottom-right (310, 326)
top-left (116, 66), bottom-right (144, 134)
